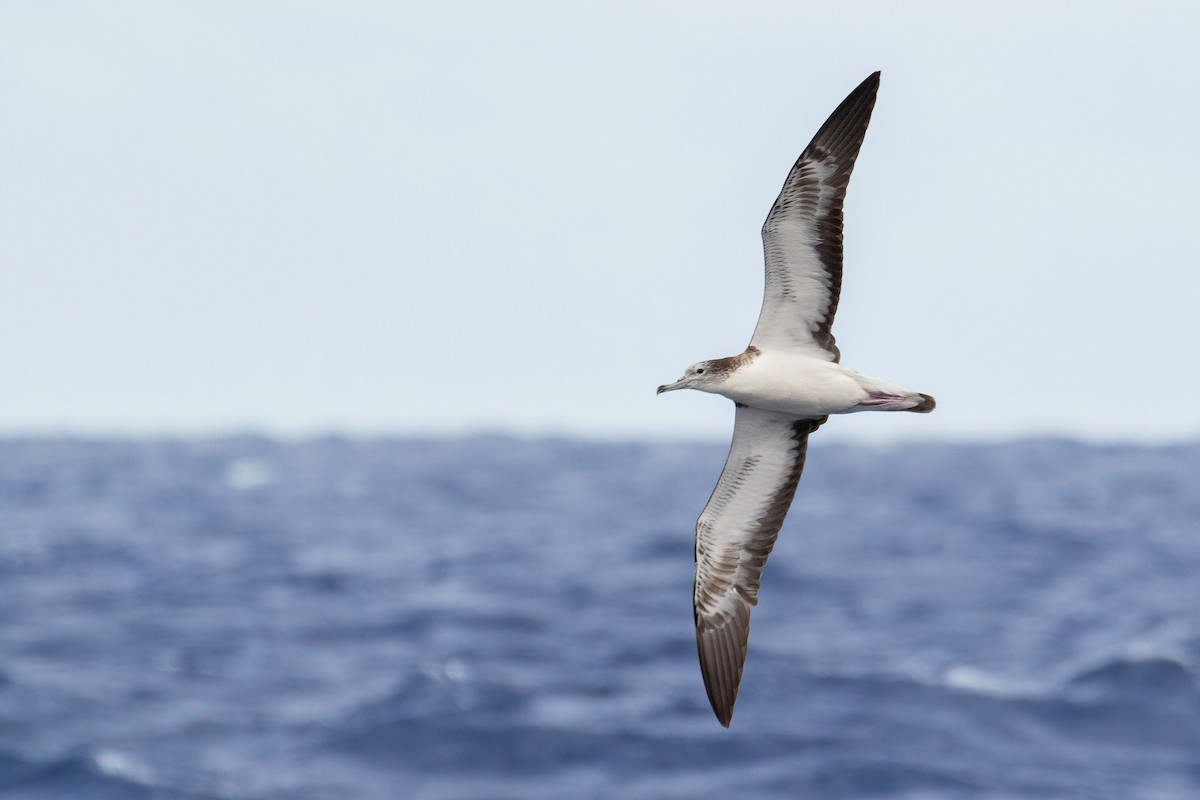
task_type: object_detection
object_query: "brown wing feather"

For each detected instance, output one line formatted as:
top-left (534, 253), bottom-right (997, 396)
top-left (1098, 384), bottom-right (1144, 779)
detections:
top-left (694, 410), bottom-right (824, 726)
top-left (753, 71), bottom-right (880, 360)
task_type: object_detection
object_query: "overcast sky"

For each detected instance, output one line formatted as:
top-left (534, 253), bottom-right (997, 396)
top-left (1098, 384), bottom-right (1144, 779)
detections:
top-left (2, 2), bottom-right (1197, 442)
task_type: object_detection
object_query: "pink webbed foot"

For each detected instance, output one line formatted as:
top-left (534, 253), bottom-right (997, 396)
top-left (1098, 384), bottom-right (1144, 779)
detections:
top-left (857, 390), bottom-right (908, 408)
top-left (856, 390), bottom-right (937, 413)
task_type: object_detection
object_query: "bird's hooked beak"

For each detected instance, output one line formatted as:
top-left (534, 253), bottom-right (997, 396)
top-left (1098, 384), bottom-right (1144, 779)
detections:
top-left (657, 378), bottom-right (688, 395)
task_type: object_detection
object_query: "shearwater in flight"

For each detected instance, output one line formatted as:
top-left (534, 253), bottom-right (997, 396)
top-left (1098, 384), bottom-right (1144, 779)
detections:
top-left (657, 72), bottom-right (935, 727)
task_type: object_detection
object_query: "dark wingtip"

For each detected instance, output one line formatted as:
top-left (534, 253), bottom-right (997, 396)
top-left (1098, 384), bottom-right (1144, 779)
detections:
top-left (802, 70), bottom-right (882, 167)
top-left (696, 610), bottom-right (749, 728)
top-left (699, 632), bottom-right (741, 727)
top-left (709, 682), bottom-right (736, 727)
top-left (847, 70), bottom-right (881, 100)
top-left (910, 393), bottom-right (937, 413)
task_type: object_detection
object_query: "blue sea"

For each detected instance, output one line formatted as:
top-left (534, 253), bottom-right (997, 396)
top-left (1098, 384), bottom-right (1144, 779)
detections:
top-left (0, 436), bottom-right (1197, 799)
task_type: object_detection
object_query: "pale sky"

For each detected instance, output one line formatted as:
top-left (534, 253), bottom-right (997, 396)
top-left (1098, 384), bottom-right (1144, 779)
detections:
top-left (2, 2), bottom-right (1198, 441)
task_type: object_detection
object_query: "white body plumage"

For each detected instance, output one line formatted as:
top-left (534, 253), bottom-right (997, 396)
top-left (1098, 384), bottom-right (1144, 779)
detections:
top-left (708, 350), bottom-right (924, 416)
top-left (662, 348), bottom-right (931, 417)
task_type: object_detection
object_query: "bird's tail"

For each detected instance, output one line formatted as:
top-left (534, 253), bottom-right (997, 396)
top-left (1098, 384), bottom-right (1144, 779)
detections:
top-left (856, 383), bottom-right (937, 413)
top-left (907, 393), bottom-right (936, 413)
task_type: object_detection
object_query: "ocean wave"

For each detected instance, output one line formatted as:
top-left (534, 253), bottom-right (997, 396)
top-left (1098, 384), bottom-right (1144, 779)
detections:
top-left (2, 437), bottom-right (1198, 799)
top-left (0, 748), bottom-right (158, 799)
top-left (1064, 655), bottom-right (1200, 707)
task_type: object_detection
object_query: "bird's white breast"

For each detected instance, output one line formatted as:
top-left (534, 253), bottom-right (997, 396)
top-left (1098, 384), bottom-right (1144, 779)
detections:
top-left (716, 350), bottom-right (868, 416)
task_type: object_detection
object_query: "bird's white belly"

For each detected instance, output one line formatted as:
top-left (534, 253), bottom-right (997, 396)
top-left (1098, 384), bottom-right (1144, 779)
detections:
top-left (716, 353), bottom-right (868, 416)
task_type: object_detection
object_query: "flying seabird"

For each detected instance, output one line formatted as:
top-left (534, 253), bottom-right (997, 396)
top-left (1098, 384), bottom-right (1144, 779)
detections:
top-left (657, 72), bottom-right (935, 727)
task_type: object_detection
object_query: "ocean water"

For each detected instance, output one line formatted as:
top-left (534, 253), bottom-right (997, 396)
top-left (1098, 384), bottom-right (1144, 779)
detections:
top-left (0, 436), bottom-right (1197, 799)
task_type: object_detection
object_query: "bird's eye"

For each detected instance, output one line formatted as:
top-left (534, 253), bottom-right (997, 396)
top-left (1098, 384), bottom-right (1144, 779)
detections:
top-left (695, 368), bottom-right (705, 374)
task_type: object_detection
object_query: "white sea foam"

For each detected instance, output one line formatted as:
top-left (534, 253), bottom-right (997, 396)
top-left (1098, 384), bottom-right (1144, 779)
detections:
top-left (940, 666), bottom-right (1044, 700)
top-left (91, 749), bottom-right (154, 785)
top-left (223, 457), bottom-right (275, 489)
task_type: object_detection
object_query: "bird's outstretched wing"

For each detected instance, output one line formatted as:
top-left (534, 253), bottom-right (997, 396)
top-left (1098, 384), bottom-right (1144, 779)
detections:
top-left (694, 406), bottom-right (824, 726)
top-left (750, 72), bottom-right (880, 362)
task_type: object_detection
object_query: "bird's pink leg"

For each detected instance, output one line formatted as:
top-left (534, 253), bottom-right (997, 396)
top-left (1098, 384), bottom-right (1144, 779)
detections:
top-left (857, 390), bottom-right (908, 408)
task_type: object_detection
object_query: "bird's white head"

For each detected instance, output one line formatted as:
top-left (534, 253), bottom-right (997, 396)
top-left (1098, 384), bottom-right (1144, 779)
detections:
top-left (657, 361), bottom-right (727, 395)
top-left (657, 348), bottom-right (758, 396)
